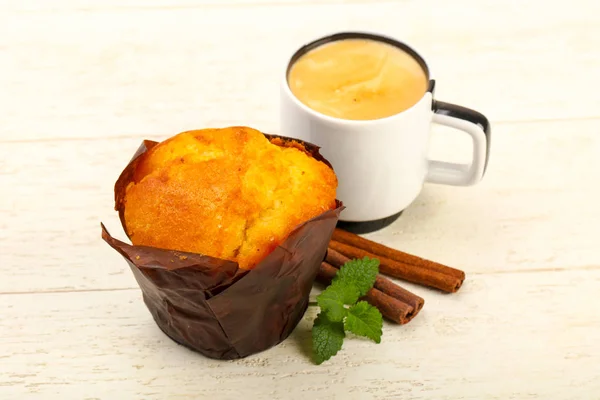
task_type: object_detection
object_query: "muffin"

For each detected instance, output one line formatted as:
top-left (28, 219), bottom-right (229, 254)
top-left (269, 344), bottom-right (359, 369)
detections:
top-left (119, 126), bottom-right (337, 269)
top-left (103, 127), bottom-right (342, 359)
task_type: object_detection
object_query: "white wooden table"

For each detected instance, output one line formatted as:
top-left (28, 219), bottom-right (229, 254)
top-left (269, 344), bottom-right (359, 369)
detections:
top-left (2, 0), bottom-right (599, 398)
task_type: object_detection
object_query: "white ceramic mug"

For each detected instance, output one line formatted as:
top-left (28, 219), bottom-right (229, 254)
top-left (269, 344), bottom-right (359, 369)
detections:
top-left (280, 32), bottom-right (491, 233)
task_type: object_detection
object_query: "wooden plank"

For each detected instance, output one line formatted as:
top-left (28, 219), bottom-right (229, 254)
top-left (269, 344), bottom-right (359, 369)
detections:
top-left (1, 119), bottom-right (599, 293)
top-left (2, 0), bottom-right (391, 13)
top-left (1, 269), bottom-right (598, 399)
top-left (1, 0), bottom-right (599, 141)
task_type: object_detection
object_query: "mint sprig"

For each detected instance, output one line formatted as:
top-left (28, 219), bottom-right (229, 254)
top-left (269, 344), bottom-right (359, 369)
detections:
top-left (311, 256), bottom-right (383, 364)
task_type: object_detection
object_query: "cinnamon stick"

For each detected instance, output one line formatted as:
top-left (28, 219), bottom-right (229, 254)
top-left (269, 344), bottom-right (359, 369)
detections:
top-left (332, 228), bottom-right (465, 279)
top-left (329, 239), bottom-right (464, 293)
top-left (317, 262), bottom-right (421, 325)
top-left (326, 248), bottom-right (424, 313)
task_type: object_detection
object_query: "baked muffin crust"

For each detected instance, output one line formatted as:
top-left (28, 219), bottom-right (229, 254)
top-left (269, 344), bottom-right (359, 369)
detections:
top-left (122, 126), bottom-right (337, 269)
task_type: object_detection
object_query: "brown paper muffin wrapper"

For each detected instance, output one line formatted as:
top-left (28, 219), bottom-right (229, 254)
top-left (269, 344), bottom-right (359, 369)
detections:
top-left (102, 134), bottom-right (343, 360)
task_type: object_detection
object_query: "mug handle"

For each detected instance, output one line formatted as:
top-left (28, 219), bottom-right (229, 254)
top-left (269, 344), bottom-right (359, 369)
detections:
top-left (426, 101), bottom-right (491, 186)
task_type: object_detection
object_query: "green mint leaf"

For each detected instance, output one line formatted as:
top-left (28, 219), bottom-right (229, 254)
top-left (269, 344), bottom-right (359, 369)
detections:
top-left (344, 301), bottom-right (383, 344)
top-left (316, 281), bottom-right (359, 321)
top-left (334, 256), bottom-right (380, 297)
top-left (312, 312), bottom-right (345, 365)
top-left (312, 257), bottom-right (384, 365)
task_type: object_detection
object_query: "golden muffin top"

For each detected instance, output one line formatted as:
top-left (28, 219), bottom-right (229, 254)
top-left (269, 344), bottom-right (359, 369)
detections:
top-left (121, 126), bottom-right (337, 269)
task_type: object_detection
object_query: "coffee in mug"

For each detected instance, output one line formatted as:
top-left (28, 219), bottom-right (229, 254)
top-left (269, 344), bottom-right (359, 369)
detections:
top-left (287, 38), bottom-right (428, 121)
top-left (280, 32), bottom-right (491, 233)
